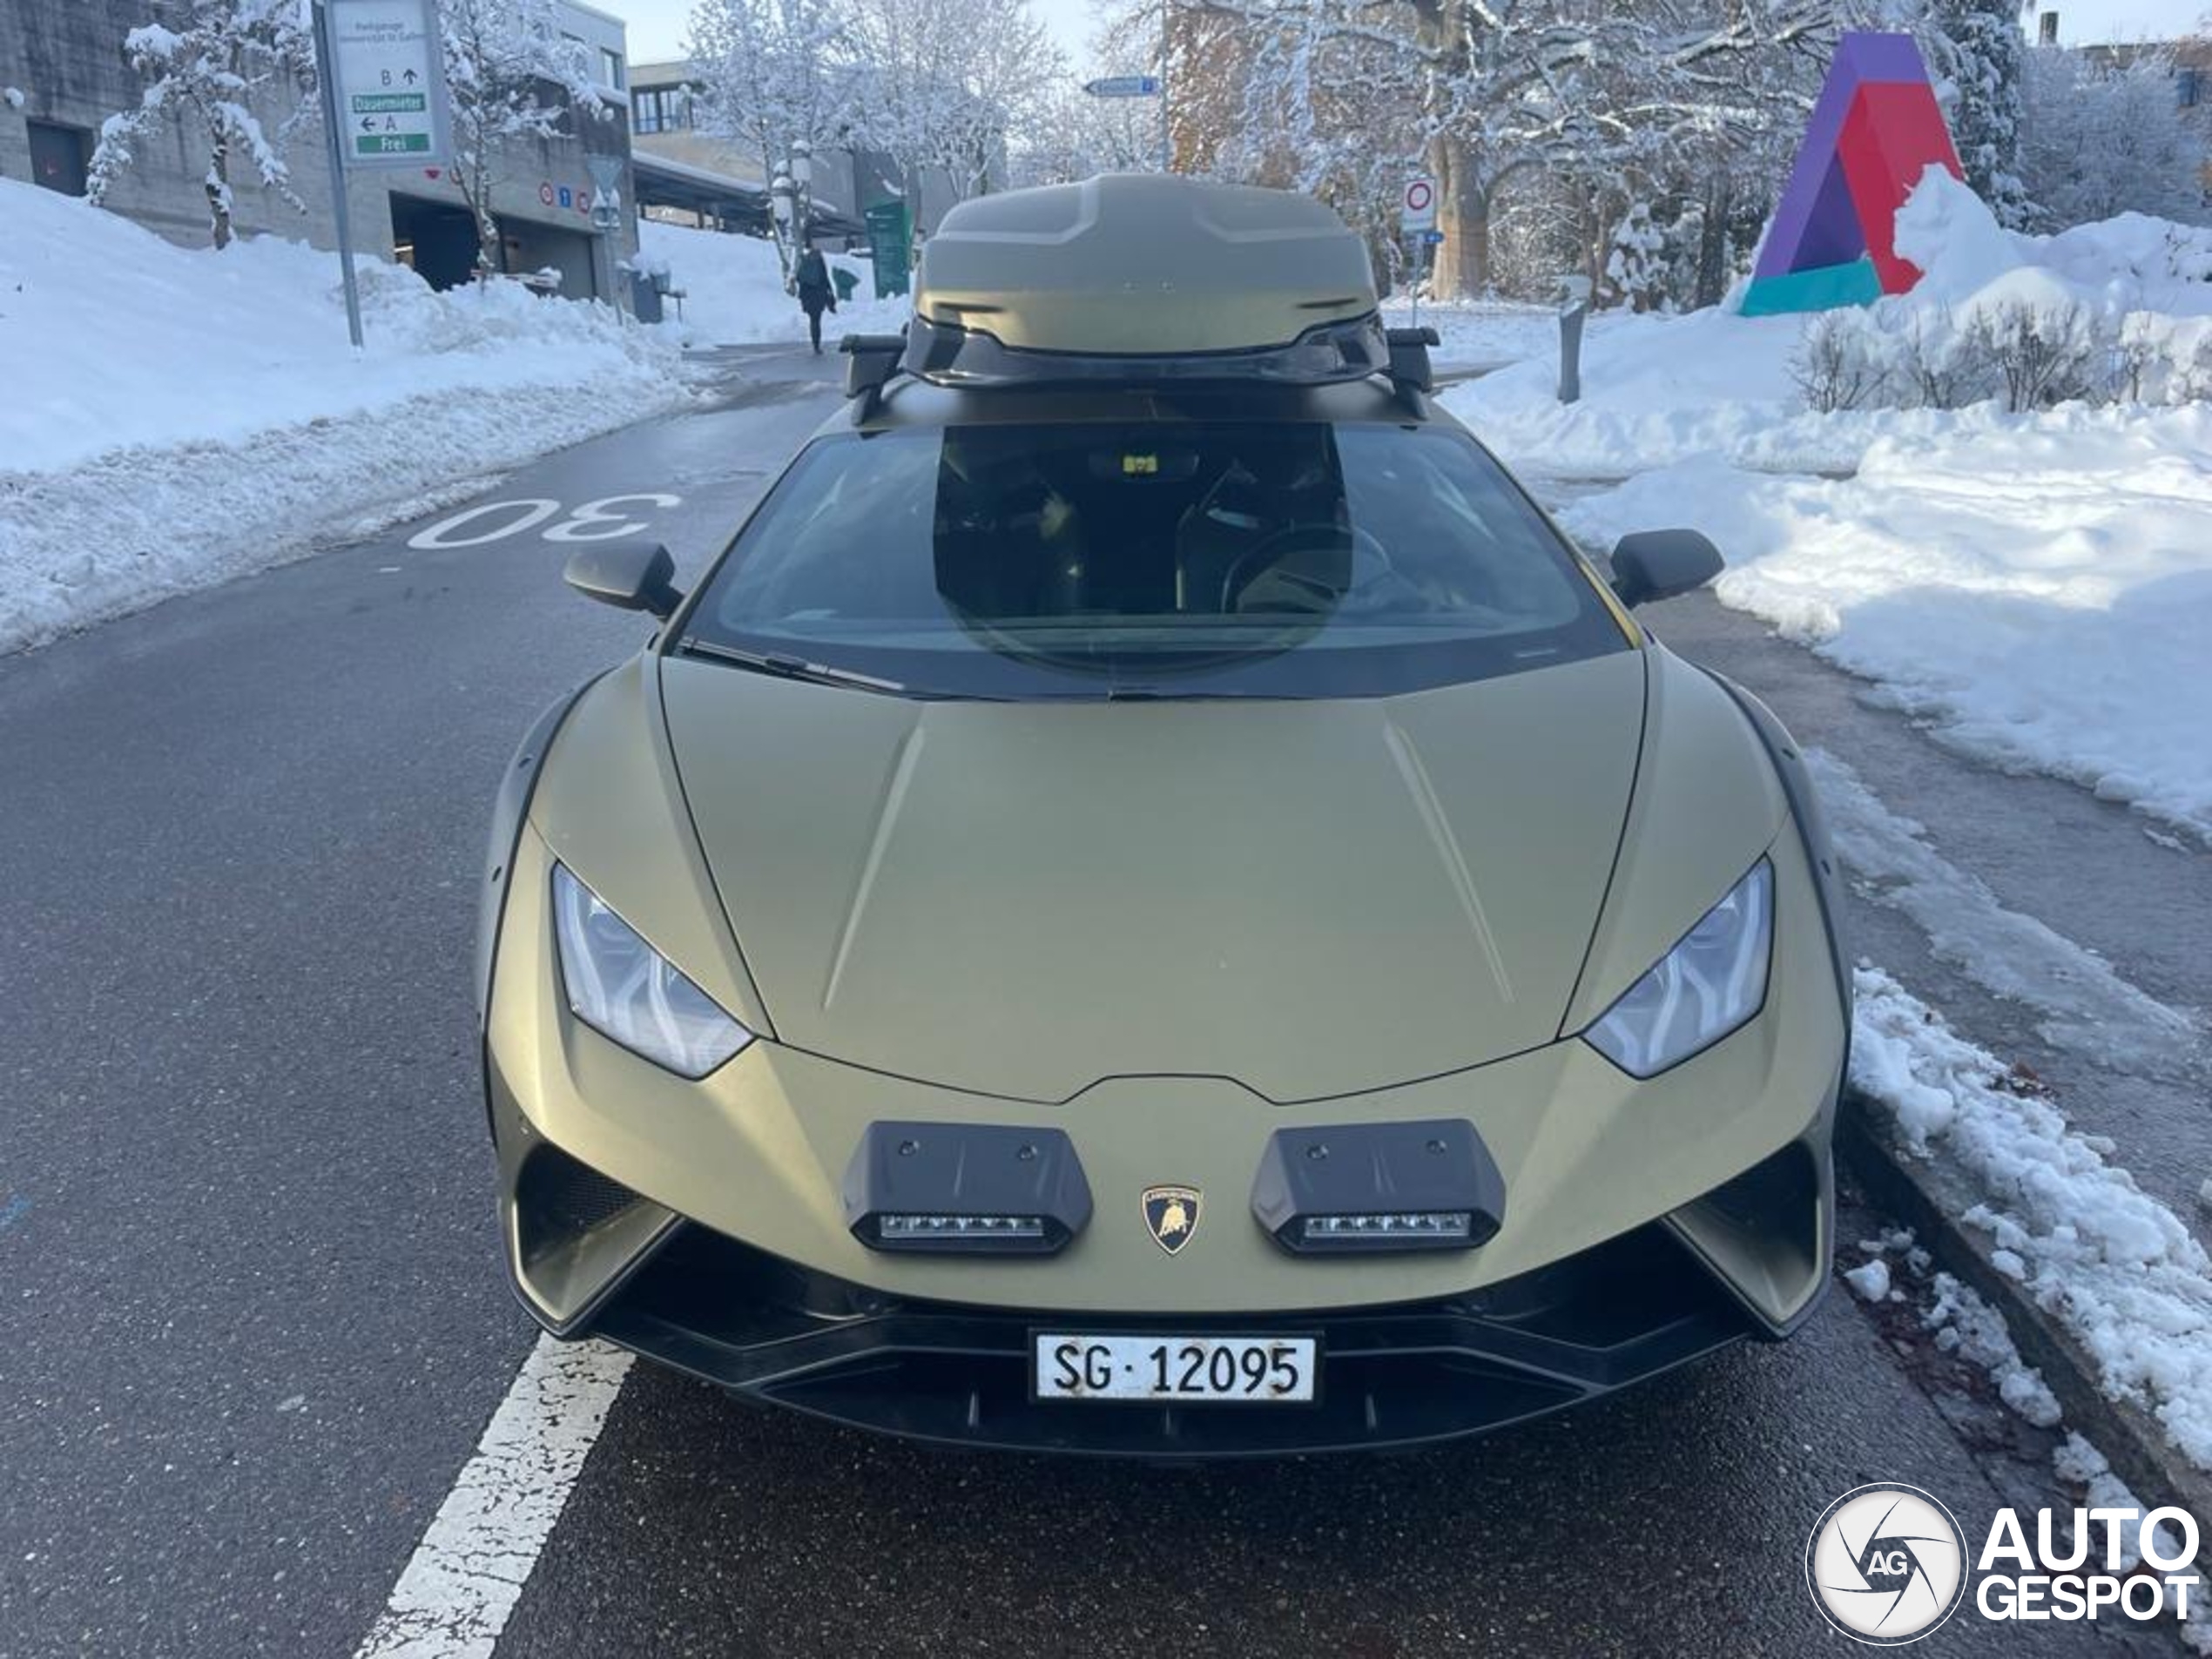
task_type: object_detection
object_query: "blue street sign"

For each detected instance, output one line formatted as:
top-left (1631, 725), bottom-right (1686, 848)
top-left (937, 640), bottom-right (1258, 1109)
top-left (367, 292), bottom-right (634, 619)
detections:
top-left (1083, 74), bottom-right (1162, 98)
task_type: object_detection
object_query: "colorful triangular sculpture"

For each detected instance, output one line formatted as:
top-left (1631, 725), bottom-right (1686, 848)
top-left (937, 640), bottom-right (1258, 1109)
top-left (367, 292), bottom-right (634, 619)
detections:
top-left (1741, 32), bottom-right (1965, 317)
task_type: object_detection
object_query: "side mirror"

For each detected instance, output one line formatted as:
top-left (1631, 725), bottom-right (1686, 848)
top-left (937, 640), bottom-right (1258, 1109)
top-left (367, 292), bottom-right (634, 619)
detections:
top-left (563, 541), bottom-right (683, 619)
top-left (1608, 529), bottom-right (1723, 610)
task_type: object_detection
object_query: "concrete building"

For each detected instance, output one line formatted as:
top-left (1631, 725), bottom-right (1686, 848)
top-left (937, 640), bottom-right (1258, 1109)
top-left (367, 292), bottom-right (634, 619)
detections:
top-left (0, 0), bottom-right (639, 301)
top-left (626, 57), bottom-right (956, 240)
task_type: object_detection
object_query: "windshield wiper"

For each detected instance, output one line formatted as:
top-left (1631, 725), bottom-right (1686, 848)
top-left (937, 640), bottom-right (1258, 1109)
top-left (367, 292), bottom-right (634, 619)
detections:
top-left (1103, 683), bottom-right (1287, 701)
top-left (677, 637), bottom-right (912, 696)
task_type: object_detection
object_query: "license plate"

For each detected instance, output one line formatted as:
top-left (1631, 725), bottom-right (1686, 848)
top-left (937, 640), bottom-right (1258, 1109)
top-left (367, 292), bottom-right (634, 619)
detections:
top-left (1032, 1333), bottom-right (1318, 1403)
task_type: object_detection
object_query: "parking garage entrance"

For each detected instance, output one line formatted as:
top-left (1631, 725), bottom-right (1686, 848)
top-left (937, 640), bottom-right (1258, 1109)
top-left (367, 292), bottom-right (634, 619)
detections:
top-left (389, 194), bottom-right (479, 291)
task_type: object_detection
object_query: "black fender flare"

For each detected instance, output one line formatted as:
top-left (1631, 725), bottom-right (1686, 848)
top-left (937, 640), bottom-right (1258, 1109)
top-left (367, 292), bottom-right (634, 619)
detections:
top-left (1702, 670), bottom-right (1854, 1055)
top-left (474, 673), bottom-right (606, 1030)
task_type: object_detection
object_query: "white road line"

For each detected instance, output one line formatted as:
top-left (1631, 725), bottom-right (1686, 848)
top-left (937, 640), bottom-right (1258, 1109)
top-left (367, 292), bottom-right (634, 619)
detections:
top-left (354, 1335), bottom-right (633, 1659)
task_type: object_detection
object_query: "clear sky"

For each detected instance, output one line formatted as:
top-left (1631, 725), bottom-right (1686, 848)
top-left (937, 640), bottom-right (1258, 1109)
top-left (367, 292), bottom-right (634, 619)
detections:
top-left (608, 0), bottom-right (1102, 67)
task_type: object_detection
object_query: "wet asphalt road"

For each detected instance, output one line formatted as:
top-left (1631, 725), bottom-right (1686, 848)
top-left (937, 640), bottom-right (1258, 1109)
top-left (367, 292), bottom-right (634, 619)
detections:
top-left (0, 343), bottom-right (2187, 1656)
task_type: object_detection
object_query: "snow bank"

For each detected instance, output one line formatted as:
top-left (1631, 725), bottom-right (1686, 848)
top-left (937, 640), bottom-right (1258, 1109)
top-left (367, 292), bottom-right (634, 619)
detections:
top-left (1443, 172), bottom-right (2212, 476)
top-left (1557, 412), bottom-right (2212, 839)
top-left (1447, 304), bottom-right (1871, 475)
top-left (635, 219), bottom-right (911, 345)
top-left (1851, 965), bottom-right (2212, 1468)
top-left (1376, 297), bottom-right (1612, 375)
top-left (1, 181), bottom-right (696, 652)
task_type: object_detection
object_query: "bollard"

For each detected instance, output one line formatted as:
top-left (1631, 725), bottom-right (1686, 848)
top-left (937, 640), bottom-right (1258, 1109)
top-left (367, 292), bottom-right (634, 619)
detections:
top-left (1558, 274), bottom-right (1592, 405)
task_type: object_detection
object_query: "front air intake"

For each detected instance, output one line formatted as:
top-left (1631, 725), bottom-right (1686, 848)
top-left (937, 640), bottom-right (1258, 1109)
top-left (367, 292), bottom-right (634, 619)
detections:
top-left (516, 1143), bottom-right (644, 1240)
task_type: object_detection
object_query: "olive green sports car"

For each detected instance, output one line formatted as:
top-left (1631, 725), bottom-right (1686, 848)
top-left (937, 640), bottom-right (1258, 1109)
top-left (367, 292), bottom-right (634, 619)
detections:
top-left (475, 176), bottom-right (1850, 1456)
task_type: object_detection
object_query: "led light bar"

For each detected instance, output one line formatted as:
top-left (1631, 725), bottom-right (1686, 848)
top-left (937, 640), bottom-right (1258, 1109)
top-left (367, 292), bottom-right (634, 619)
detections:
top-left (1298, 1212), bottom-right (1474, 1250)
top-left (843, 1122), bottom-right (1090, 1255)
top-left (1251, 1120), bottom-right (1502, 1255)
top-left (874, 1213), bottom-right (1048, 1243)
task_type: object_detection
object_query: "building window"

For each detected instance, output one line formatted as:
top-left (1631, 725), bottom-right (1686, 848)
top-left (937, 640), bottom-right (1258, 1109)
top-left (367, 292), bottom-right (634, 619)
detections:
top-left (600, 47), bottom-right (624, 90)
top-left (2038, 10), bottom-right (2060, 45)
top-left (28, 122), bottom-right (91, 197)
top-left (631, 87), bottom-right (691, 134)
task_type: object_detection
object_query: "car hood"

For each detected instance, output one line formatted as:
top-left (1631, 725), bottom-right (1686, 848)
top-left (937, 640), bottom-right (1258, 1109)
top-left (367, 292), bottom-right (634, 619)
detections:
top-left (659, 651), bottom-right (1648, 1103)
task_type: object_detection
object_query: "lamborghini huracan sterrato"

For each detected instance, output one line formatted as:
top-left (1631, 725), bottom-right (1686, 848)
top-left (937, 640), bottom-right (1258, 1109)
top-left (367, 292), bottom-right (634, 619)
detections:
top-left (474, 174), bottom-right (1851, 1456)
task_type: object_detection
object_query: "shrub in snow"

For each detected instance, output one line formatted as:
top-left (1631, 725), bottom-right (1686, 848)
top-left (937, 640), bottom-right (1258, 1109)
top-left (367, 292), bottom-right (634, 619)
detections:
top-left (1966, 293), bottom-right (2098, 412)
top-left (1604, 202), bottom-right (1666, 313)
top-left (1895, 303), bottom-right (1999, 409)
top-left (1790, 309), bottom-right (1894, 413)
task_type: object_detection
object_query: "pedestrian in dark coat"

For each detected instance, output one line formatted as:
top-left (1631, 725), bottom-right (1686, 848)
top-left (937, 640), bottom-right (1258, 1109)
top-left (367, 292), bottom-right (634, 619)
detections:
top-left (794, 245), bottom-right (836, 354)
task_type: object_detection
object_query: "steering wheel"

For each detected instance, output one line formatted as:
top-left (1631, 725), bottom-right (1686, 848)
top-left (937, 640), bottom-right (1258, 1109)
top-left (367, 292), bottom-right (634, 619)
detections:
top-left (1221, 523), bottom-right (1395, 614)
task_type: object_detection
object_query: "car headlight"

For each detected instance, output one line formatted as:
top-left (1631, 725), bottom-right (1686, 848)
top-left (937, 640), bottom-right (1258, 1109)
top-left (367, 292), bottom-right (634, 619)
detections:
top-left (551, 863), bottom-right (753, 1077)
top-left (1584, 859), bottom-right (1772, 1078)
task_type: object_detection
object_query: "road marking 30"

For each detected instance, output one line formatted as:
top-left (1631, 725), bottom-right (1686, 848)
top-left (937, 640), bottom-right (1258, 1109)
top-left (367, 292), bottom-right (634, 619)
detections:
top-left (408, 494), bottom-right (683, 550)
top-left (354, 1335), bottom-right (632, 1659)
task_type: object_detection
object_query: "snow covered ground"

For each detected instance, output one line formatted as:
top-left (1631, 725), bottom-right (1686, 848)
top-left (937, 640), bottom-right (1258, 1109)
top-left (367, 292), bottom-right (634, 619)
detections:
top-left (1, 181), bottom-right (698, 654)
top-left (1376, 296), bottom-right (1615, 375)
top-left (1444, 174), bottom-right (2212, 480)
top-left (1557, 415), bottom-right (2212, 840)
top-left (1453, 175), bottom-right (2212, 841)
top-left (635, 219), bottom-right (911, 346)
top-left (1851, 964), bottom-right (2212, 1473)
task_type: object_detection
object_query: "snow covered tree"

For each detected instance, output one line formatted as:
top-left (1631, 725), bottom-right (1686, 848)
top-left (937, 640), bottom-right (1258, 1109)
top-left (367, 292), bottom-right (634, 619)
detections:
top-left (847, 0), bottom-right (1063, 203)
top-left (1170, 0), bottom-right (1847, 298)
top-left (2018, 46), bottom-right (2207, 229)
top-left (687, 0), bottom-right (865, 276)
top-left (1604, 200), bottom-right (1666, 309)
top-left (442, 0), bottom-right (604, 276)
top-left (1012, 73), bottom-right (1161, 184)
top-left (88, 0), bottom-right (315, 250)
top-left (1925, 0), bottom-right (2028, 227)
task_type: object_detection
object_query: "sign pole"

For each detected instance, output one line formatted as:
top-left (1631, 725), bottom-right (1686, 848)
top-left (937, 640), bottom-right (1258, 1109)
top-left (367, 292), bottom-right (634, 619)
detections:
top-left (1399, 172), bottom-right (1439, 334)
top-left (312, 0), bottom-right (366, 348)
top-left (1158, 0), bottom-right (1170, 172)
top-left (1081, 73), bottom-right (1167, 169)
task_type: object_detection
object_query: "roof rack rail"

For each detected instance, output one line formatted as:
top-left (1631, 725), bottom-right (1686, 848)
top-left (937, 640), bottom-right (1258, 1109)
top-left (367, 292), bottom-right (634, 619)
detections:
top-left (1384, 325), bottom-right (1440, 415)
top-left (898, 311), bottom-right (1393, 392)
top-left (840, 332), bottom-right (907, 418)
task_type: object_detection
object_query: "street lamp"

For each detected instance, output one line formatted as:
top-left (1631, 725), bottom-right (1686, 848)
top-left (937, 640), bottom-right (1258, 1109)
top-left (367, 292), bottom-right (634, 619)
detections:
top-left (789, 138), bottom-right (813, 249)
top-left (770, 172), bottom-right (796, 287)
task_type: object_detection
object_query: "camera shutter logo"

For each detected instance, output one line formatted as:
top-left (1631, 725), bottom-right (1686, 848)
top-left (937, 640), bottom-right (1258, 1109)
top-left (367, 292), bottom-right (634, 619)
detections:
top-left (1805, 1483), bottom-right (1968, 1644)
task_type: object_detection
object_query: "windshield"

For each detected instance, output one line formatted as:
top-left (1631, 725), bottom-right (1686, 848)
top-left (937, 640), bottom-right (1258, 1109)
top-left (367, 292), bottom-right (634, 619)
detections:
top-left (682, 421), bottom-right (1626, 699)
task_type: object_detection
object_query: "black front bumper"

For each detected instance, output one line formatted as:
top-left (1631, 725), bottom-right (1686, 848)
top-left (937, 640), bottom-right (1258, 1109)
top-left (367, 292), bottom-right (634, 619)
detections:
top-left (571, 1218), bottom-right (1758, 1458)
